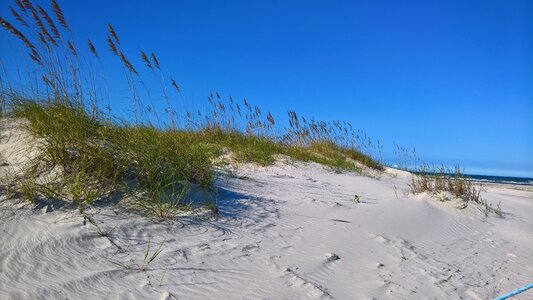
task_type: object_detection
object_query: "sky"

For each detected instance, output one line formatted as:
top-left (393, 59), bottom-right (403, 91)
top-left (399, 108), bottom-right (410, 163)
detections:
top-left (1, 0), bottom-right (532, 177)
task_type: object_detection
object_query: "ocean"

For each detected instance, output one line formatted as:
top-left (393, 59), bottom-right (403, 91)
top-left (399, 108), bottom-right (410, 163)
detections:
top-left (462, 174), bottom-right (533, 186)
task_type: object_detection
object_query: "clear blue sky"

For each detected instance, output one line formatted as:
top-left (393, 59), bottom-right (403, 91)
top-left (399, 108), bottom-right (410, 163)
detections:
top-left (1, 0), bottom-right (532, 177)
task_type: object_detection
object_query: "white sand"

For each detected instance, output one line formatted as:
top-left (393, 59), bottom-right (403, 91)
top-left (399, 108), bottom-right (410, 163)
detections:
top-left (1, 119), bottom-right (532, 299)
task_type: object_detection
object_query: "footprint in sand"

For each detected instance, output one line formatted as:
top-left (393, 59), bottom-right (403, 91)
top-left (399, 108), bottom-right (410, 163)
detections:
top-left (160, 291), bottom-right (178, 300)
top-left (242, 243), bottom-right (260, 254)
top-left (324, 252), bottom-right (340, 263)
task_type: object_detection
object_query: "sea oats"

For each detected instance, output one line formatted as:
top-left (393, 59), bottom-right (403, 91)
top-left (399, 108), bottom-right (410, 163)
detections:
top-left (38, 5), bottom-right (60, 39)
top-left (31, 9), bottom-right (57, 46)
top-left (29, 48), bottom-right (42, 65)
top-left (107, 36), bottom-right (118, 56)
top-left (140, 50), bottom-right (152, 68)
top-left (171, 78), bottom-right (180, 93)
top-left (150, 53), bottom-right (160, 69)
top-left (21, 0), bottom-right (34, 11)
top-left (119, 51), bottom-right (138, 75)
top-left (10, 6), bottom-right (28, 27)
top-left (67, 40), bottom-right (77, 57)
top-left (107, 23), bottom-right (120, 44)
top-left (51, 0), bottom-right (70, 31)
top-left (87, 39), bottom-right (98, 57)
top-left (0, 16), bottom-right (35, 49)
top-left (15, 0), bottom-right (27, 13)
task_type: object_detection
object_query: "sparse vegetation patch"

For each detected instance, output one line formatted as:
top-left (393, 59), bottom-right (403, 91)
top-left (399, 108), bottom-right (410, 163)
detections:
top-left (408, 164), bottom-right (503, 216)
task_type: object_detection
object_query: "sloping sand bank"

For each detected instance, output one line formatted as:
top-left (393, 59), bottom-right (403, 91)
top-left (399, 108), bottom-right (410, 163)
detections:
top-left (1, 123), bottom-right (532, 299)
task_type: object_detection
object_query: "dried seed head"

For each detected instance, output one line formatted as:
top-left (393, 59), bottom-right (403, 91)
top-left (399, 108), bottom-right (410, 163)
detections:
top-left (140, 50), bottom-right (152, 68)
top-left (10, 6), bottom-right (28, 27)
top-left (38, 5), bottom-right (60, 39)
top-left (0, 16), bottom-right (35, 49)
top-left (42, 74), bottom-right (51, 86)
top-left (67, 40), bottom-right (77, 57)
top-left (107, 23), bottom-right (120, 44)
top-left (15, 0), bottom-right (27, 13)
top-left (31, 9), bottom-right (57, 46)
top-left (21, 0), bottom-right (34, 11)
top-left (51, 0), bottom-right (70, 31)
top-left (87, 39), bottom-right (98, 57)
top-left (267, 111), bottom-right (275, 125)
top-left (119, 51), bottom-right (138, 75)
top-left (37, 32), bottom-right (50, 50)
top-left (107, 35), bottom-right (118, 55)
top-left (171, 78), bottom-right (180, 93)
top-left (29, 48), bottom-right (42, 65)
top-left (150, 52), bottom-right (160, 69)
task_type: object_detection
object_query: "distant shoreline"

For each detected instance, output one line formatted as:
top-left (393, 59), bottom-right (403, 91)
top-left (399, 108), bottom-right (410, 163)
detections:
top-left (463, 174), bottom-right (533, 186)
top-left (409, 171), bottom-right (533, 186)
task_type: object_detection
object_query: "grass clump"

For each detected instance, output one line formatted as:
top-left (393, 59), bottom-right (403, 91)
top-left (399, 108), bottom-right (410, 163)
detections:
top-left (11, 100), bottom-right (215, 216)
top-left (409, 164), bottom-right (502, 216)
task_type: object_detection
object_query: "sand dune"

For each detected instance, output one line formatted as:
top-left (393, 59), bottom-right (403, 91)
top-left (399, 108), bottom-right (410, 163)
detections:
top-left (1, 122), bottom-right (532, 299)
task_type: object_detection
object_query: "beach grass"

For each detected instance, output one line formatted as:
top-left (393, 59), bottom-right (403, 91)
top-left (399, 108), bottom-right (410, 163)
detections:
top-left (408, 164), bottom-right (502, 216)
top-left (0, 0), bottom-right (383, 217)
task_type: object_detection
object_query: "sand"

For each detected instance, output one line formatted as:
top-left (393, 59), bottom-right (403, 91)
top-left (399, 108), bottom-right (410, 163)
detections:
top-left (1, 119), bottom-right (532, 299)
